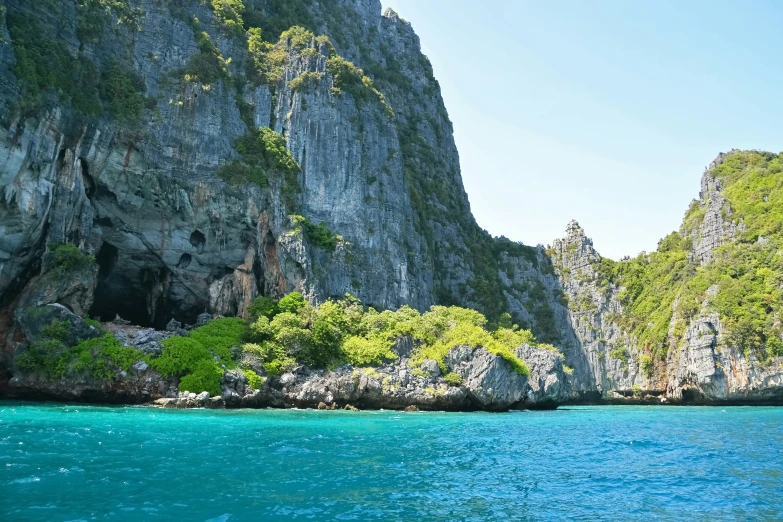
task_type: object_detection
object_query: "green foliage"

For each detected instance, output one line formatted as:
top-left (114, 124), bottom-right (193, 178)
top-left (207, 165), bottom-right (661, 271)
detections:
top-left (8, 11), bottom-right (147, 122)
top-left (237, 294), bottom-right (547, 377)
top-left (245, 27), bottom-right (286, 85)
top-left (243, 0), bottom-right (317, 45)
top-left (278, 292), bottom-right (306, 314)
top-left (288, 71), bottom-right (323, 92)
top-left (15, 322), bottom-right (145, 382)
top-left (209, 0), bottom-right (245, 36)
top-left (183, 29), bottom-right (230, 84)
top-left (326, 54), bottom-right (394, 117)
top-left (596, 151), bottom-right (783, 361)
top-left (76, 0), bottom-right (144, 42)
top-left (50, 243), bottom-right (95, 272)
top-left (409, 311), bottom-right (531, 377)
top-left (152, 318), bottom-right (242, 394)
top-left (609, 347), bottom-right (629, 370)
top-left (101, 64), bottom-right (146, 123)
top-left (215, 162), bottom-right (268, 188)
top-left (151, 337), bottom-right (212, 377)
top-left (8, 12), bottom-right (102, 116)
top-left (640, 354), bottom-right (654, 379)
top-left (242, 368), bottom-right (264, 390)
top-left (290, 215), bottom-right (339, 251)
top-left (443, 372), bottom-right (463, 386)
top-left (178, 360), bottom-right (224, 396)
top-left (217, 127), bottom-right (300, 206)
top-left (341, 336), bottom-right (396, 366)
top-left (248, 296), bottom-right (279, 321)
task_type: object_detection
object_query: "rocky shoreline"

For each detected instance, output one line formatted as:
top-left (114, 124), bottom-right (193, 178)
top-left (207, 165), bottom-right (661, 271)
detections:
top-left (2, 310), bottom-right (576, 411)
top-left (4, 310), bottom-right (781, 411)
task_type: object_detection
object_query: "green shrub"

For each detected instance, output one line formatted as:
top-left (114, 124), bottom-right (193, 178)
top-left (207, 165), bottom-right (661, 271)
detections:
top-left (76, 0), bottom-right (144, 43)
top-left (178, 359), bottom-right (224, 395)
top-left (609, 348), bottom-right (629, 370)
top-left (248, 296), bottom-right (279, 320)
top-left (290, 215), bottom-right (339, 251)
top-left (209, 0), bottom-right (245, 36)
top-left (15, 324), bottom-right (145, 382)
top-left (216, 128), bottom-right (300, 204)
top-left (640, 354), bottom-right (654, 379)
top-left (342, 336), bottom-right (395, 366)
top-left (9, 12), bottom-right (145, 121)
top-left (216, 162), bottom-right (268, 188)
top-left (242, 368), bottom-right (264, 390)
top-left (326, 54), bottom-right (394, 117)
top-left (151, 337), bottom-right (212, 377)
top-left (101, 64), bottom-right (146, 123)
top-left (277, 292), bottom-right (306, 314)
top-left (183, 30), bottom-right (229, 84)
top-left (288, 71), bottom-right (323, 92)
top-left (151, 317), bottom-right (242, 394)
top-left (188, 317), bottom-right (245, 361)
top-left (443, 372), bottom-right (463, 386)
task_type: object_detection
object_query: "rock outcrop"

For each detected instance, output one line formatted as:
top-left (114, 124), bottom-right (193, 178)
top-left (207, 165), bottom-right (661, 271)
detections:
top-left (152, 341), bottom-right (575, 411)
top-left (549, 152), bottom-right (783, 404)
top-left (6, 315), bottom-right (576, 410)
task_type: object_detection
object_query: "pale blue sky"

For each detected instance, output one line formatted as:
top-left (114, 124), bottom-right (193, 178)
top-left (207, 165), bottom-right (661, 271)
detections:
top-left (380, 0), bottom-right (783, 259)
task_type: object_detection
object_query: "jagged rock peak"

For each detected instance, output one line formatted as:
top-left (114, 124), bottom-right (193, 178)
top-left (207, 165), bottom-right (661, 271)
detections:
top-left (708, 149), bottom-right (742, 170)
top-left (565, 219), bottom-right (584, 237)
top-left (382, 7), bottom-right (405, 23)
top-left (550, 220), bottom-right (599, 269)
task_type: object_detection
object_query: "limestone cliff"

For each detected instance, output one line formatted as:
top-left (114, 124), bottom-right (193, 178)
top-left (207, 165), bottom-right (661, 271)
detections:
top-left (551, 151), bottom-right (783, 404)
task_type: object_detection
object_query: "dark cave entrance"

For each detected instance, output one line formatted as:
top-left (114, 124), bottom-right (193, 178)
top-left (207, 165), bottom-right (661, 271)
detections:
top-left (89, 242), bottom-right (154, 326)
top-left (89, 242), bottom-right (208, 329)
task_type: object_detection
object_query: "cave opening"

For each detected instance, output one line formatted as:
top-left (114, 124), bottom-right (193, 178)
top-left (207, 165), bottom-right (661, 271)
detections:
top-left (190, 230), bottom-right (206, 253)
top-left (89, 243), bottom-right (156, 327)
top-left (80, 158), bottom-right (96, 201)
top-left (177, 253), bottom-right (192, 269)
top-left (89, 243), bottom-right (209, 329)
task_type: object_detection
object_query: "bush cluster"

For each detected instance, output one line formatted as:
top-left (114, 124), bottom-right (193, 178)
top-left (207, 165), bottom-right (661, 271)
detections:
top-left (15, 320), bottom-right (146, 381)
top-left (76, 0), bottom-right (143, 43)
top-left (151, 317), bottom-right (244, 395)
top-left (290, 215), bottom-right (339, 251)
top-left (239, 292), bottom-right (542, 379)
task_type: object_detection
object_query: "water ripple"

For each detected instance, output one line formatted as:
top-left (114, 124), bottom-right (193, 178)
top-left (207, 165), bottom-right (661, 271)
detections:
top-left (1, 403), bottom-right (782, 520)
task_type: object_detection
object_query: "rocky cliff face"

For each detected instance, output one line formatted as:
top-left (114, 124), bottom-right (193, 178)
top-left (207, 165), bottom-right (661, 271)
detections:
top-left (0, 0), bottom-right (558, 328)
top-left (550, 151), bottom-right (783, 404)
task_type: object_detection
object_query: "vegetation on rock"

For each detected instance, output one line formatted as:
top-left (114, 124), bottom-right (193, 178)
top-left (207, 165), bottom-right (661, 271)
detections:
top-left (593, 151), bottom-right (783, 362)
top-left (8, 11), bottom-right (148, 121)
top-left (15, 321), bottom-right (146, 381)
top-left (152, 317), bottom-right (244, 395)
top-left (290, 215), bottom-right (340, 252)
top-left (216, 127), bottom-right (300, 206)
top-left (239, 292), bottom-right (544, 378)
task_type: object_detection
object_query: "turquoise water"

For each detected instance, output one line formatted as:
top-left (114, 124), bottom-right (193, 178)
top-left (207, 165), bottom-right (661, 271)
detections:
top-left (1, 403), bottom-right (782, 521)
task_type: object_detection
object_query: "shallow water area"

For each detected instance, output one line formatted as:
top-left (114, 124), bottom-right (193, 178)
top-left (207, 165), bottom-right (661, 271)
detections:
top-left (1, 402), bottom-right (782, 520)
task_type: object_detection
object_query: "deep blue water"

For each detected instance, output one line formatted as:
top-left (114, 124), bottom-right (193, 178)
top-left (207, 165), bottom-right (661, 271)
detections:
top-left (1, 402), bottom-right (782, 521)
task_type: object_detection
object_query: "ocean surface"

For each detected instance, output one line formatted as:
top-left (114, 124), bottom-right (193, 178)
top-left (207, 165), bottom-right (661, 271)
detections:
top-left (1, 403), bottom-right (782, 521)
